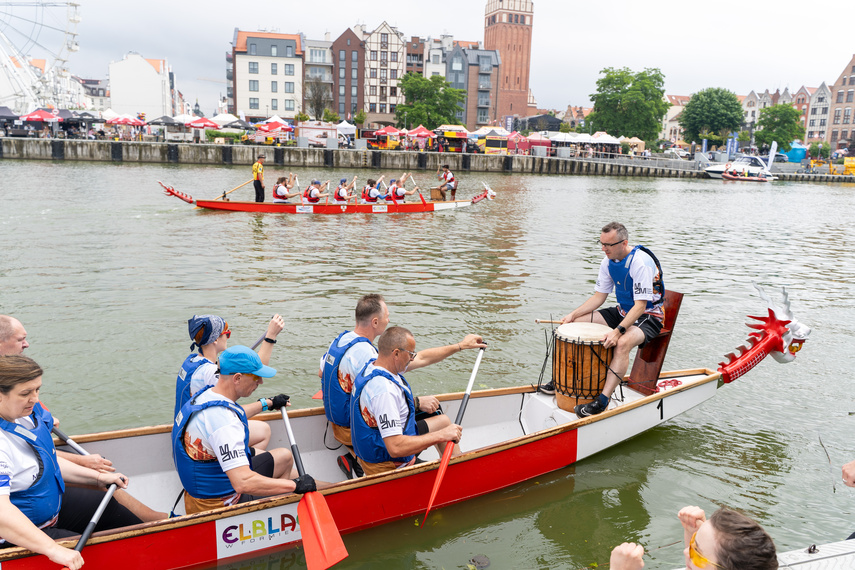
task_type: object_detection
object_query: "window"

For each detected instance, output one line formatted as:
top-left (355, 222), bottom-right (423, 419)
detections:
top-left (271, 45), bottom-right (278, 57)
top-left (285, 100), bottom-right (295, 111)
top-left (820, 118), bottom-right (827, 126)
top-left (369, 85), bottom-right (376, 96)
top-left (379, 103), bottom-right (386, 113)
top-left (747, 100), bottom-right (755, 107)
top-left (822, 107), bottom-right (828, 115)
top-left (845, 108), bottom-right (852, 124)
top-left (340, 67), bottom-right (345, 79)
top-left (391, 69), bottom-right (397, 79)
top-left (369, 103), bottom-right (376, 112)
top-left (249, 43), bottom-right (257, 55)
top-left (831, 130), bottom-right (839, 142)
top-left (809, 119), bottom-right (816, 126)
top-left (843, 130), bottom-right (850, 141)
top-left (849, 91), bottom-right (855, 103)
top-left (381, 51), bottom-right (388, 64)
top-left (249, 97), bottom-right (259, 109)
top-left (520, 15), bottom-right (525, 24)
top-left (310, 49), bottom-right (326, 63)
top-left (380, 68), bottom-right (387, 81)
top-left (285, 46), bottom-right (293, 57)
top-left (339, 102), bottom-right (345, 114)
top-left (390, 104), bottom-right (396, 113)
top-left (339, 50), bottom-right (345, 61)
top-left (380, 33), bottom-right (388, 45)
top-left (271, 63), bottom-right (277, 75)
top-left (370, 68), bottom-right (377, 78)
top-left (514, 14), bottom-right (519, 23)
top-left (390, 52), bottom-right (397, 62)
top-left (339, 85), bottom-right (345, 96)
top-left (347, 39), bottom-right (351, 46)
top-left (352, 67), bottom-right (357, 80)
top-left (837, 91), bottom-right (844, 103)
top-left (390, 86), bottom-right (397, 97)
top-left (248, 62), bottom-right (258, 74)
top-left (478, 109), bottom-right (489, 124)
top-left (380, 86), bottom-right (386, 97)
top-left (285, 82), bottom-right (294, 93)
top-left (370, 50), bottom-right (377, 61)
top-left (811, 108), bottom-right (817, 115)
top-left (271, 81), bottom-right (278, 92)
top-left (284, 64), bottom-right (294, 76)
top-left (351, 86), bottom-right (357, 98)
top-left (808, 131), bottom-right (815, 138)
top-left (351, 50), bottom-right (357, 62)
top-left (818, 96), bottom-right (825, 103)
top-left (271, 99), bottom-right (278, 110)
top-left (452, 56), bottom-right (463, 71)
top-left (249, 80), bottom-right (259, 92)
top-left (834, 109), bottom-right (842, 124)
top-left (432, 54), bottom-right (439, 64)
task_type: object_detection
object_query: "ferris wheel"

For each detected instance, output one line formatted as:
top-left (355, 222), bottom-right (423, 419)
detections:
top-left (0, 1), bottom-right (80, 112)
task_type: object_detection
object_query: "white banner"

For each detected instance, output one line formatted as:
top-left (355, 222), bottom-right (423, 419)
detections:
top-left (215, 503), bottom-right (302, 559)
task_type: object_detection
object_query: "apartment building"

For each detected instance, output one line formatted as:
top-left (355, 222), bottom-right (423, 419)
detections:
top-left (405, 36), bottom-right (425, 76)
top-left (230, 29), bottom-right (303, 121)
top-left (804, 84), bottom-right (830, 143)
top-left (331, 28), bottom-right (364, 120)
top-left (828, 54), bottom-right (855, 150)
top-left (357, 22), bottom-right (406, 126)
top-left (445, 44), bottom-right (501, 131)
top-left (303, 37), bottom-right (334, 119)
top-left (108, 53), bottom-right (179, 118)
top-left (660, 94), bottom-right (690, 141)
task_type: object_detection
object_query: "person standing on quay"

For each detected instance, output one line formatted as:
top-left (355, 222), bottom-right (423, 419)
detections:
top-left (252, 154), bottom-right (265, 202)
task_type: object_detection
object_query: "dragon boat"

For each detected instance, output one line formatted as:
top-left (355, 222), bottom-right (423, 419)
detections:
top-left (0, 286), bottom-right (810, 570)
top-left (159, 181), bottom-right (494, 214)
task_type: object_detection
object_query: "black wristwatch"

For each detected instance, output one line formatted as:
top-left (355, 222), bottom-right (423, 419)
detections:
top-left (617, 325), bottom-right (626, 335)
top-left (264, 337), bottom-right (276, 344)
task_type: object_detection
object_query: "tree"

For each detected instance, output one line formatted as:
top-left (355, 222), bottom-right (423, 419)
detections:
top-left (295, 111), bottom-right (310, 122)
top-left (679, 88), bottom-right (743, 142)
top-left (322, 108), bottom-right (340, 123)
top-left (559, 122), bottom-right (571, 133)
top-left (353, 109), bottom-right (366, 125)
top-left (809, 141), bottom-right (830, 159)
top-left (395, 73), bottom-right (466, 130)
top-left (587, 67), bottom-right (669, 140)
top-left (754, 104), bottom-right (804, 152)
top-left (305, 78), bottom-right (332, 120)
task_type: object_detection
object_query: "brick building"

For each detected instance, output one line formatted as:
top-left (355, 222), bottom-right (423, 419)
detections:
top-left (483, 0), bottom-right (534, 121)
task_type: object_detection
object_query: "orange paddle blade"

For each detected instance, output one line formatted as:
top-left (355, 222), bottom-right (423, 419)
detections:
top-left (298, 491), bottom-right (347, 570)
top-left (421, 442), bottom-right (454, 527)
top-left (312, 389), bottom-right (323, 400)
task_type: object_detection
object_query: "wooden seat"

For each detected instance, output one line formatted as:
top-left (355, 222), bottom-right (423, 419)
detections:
top-left (628, 289), bottom-right (683, 395)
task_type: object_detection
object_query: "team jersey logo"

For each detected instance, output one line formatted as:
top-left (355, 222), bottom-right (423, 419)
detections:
top-left (361, 405), bottom-right (378, 428)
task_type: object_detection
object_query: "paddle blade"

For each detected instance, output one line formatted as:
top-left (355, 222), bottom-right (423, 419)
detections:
top-left (312, 389), bottom-right (323, 400)
top-left (298, 492), bottom-right (347, 570)
top-left (421, 442), bottom-right (454, 528)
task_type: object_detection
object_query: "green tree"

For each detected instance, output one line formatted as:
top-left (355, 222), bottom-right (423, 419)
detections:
top-left (754, 104), bottom-right (804, 151)
top-left (809, 141), bottom-right (831, 159)
top-left (587, 67), bottom-right (669, 139)
top-left (679, 88), bottom-right (743, 142)
top-left (353, 109), bottom-right (366, 125)
top-left (559, 122), bottom-right (571, 133)
top-left (322, 108), bottom-right (340, 123)
top-left (295, 111), bottom-right (310, 122)
top-left (395, 73), bottom-right (466, 130)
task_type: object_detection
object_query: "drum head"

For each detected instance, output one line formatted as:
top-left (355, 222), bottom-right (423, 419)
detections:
top-left (555, 322), bottom-right (612, 342)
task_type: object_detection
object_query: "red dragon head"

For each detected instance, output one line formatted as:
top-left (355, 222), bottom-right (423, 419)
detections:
top-left (718, 283), bottom-right (811, 383)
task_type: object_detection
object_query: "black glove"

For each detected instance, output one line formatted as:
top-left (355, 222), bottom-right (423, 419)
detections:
top-left (293, 474), bottom-right (316, 494)
top-left (270, 394), bottom-right (290, 410)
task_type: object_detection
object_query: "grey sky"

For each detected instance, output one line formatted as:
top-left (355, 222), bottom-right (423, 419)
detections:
top-left (22, 0), bottom-right (855, 115)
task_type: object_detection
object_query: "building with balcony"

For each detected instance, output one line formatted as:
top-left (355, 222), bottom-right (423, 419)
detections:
top-left (445, 44), bottom-right (501, 131)
top-left (405, 36), bottom-right (425, 76)
top-left (660, 94), bottom-right (690, 142)
top-left (802, 84), bottom-right (830, 144)
top-left (484, 0), bottom-right (534, 121)
top-left (303, 36), bottom-right (334, 119)
top-left (827, 54), bottom-right (855, 150)
top-left (331, 28), bottom-right (364, 121)
top-left (357, 22), bottom-right (406, 127)
top-left (231, 29), bottom-right (303, 121)
top-left (423, 36), bottom-right (453, 79)
top-left (108, 53), bottom-right (179, 118)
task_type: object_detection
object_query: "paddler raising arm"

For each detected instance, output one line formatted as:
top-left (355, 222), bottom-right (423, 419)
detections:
top-left (303, 179), bottom-right (331, 204)
top-left (333, 176), bottom-right (358, 203)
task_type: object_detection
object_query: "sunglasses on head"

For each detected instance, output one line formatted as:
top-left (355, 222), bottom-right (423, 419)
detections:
top-left (689, 531), bottom-right (724, 569)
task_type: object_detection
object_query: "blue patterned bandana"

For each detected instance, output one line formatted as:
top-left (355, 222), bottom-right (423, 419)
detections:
top-left (188, 314), bottom-right (225, 351)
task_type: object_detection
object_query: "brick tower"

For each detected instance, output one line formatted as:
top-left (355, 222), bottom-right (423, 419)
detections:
top-left (484, 0), bottom-right (534, 121)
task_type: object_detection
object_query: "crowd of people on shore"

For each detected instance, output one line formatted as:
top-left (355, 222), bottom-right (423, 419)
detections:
top-left (252, 154), bottom-right (459, 204)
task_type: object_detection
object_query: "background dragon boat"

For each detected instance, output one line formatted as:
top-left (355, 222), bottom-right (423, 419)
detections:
top-left (159, 181), bottom-right (494, 214)
top-left (0, 286), bottom-right (810, 569)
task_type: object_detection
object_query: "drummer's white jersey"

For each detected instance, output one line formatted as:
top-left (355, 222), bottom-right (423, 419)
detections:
top-left (595, 249), bottom-right (663, 318)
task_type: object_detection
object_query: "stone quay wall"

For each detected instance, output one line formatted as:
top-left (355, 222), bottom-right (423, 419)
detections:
top-left (2, 138), bottom-right (853, 183)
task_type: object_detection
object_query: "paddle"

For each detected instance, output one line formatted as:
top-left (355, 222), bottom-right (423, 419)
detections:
top-left (421, 346), bottom-right (486, 527)
top-left (280, 408), bottom-right (348, 569)
top-left (535, 319), bottom-right (563, 324)
top-left (213, 179), bottom-right (253, 201)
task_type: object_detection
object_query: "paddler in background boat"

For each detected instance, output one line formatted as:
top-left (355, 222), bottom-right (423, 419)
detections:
top-left (272, 173), bottom-right (300, 203)
top-left (361, 176), bottom-right (388, 203)
top-left (437, 164), bottom-right (458, 201)
top-left (0, 315), bottom-right (165, 522)
top-left (252, 154), bottom-right (265, 203)
top-left (319, 295), bottom-right (486, 479)
top-left (172, 346), bottom-right (317, 515)
top-left (303, 179), bottom-right (331, 204)
top-left (333, 176), bottom-right (358, 203)
top-left (609, 505), bottom-right (777, 570)
top-left (843, 459), bottom-right (855, 539)
top-left (552, 222), bottom-right (664, 418)
top-left (351, 326), bottom-right (473, 476)
top-left (0, 355), bottom-right (142, 570)
top-left (387, 173), bottom-right (419, 202)
top-left (177, 314), bottom-right (285, 451)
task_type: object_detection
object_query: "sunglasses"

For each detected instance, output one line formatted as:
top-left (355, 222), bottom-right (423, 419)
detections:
top-left (689, 531), bottom-right (723, 569)
top-left (221, 329), bottom-right (231, 339)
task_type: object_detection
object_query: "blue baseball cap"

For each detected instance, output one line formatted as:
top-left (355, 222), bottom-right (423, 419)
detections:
top-left (390, 179), bottom-right (396, 183)
top-left (340, 178), bottom-right (347, 184)
top-left (219, 346), bottom-right (277, 378)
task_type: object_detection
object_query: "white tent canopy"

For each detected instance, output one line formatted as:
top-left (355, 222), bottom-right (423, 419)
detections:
top-left (264, 115), bottom-right (287, 124)
top-left (337, 120), bottom-right (356, 135)
top-left (212, 113), bottom-right (239, 126)
top-left (101, 108), bottom-right (119, 121)
top-left (172, 113), bottom-right (195, 124)
top-left (549, 132), bottom-right (578, 142)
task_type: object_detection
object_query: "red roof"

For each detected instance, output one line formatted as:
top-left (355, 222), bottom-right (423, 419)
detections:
top-left (234, 30), bottom-right (302, 55)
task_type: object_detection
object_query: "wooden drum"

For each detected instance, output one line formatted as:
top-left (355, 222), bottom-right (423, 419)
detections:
top-left (552, 322), bottom-right (614, 412)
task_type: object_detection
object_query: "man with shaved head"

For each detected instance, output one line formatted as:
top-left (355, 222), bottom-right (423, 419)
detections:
top-left (0, 316), bottom-right (28, 355)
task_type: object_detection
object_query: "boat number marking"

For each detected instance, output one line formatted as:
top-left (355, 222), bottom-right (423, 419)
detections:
top-left (296, 206), bottom-right (314, 214)
top-left (656, 399), bottom-right (664, 420)
top-left (372, 205), bottom-right (388, 213)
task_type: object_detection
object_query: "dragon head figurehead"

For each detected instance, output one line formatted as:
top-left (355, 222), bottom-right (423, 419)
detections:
top-left (717, 283), bottom-right (811, 383)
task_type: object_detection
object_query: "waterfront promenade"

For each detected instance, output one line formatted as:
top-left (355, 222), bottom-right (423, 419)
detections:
top-left (2, 138), bottom-right (852, 182)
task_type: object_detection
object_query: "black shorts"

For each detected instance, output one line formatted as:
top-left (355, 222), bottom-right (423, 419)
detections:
top-left (237, 451), bottom-right (276, 504)
top-left (415, 405), bottom-right (444, 436)
top-left (598, 306), bottom-right (663, 347)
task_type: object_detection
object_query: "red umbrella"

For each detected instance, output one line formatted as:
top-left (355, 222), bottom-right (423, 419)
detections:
top-left (19, 109), bottom-right (62, 122)
top-left (258, 120), bottom-right (292, 132)
top-left (407, 125), bottom-right (434, 138)
top-left (186, 117), bottom-right (218, 129)
top-left (375, 125), bottom-right (401, 136)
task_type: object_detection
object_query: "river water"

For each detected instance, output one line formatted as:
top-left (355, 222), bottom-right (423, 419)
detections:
top-left (1, 159), bottom-right (854, 569)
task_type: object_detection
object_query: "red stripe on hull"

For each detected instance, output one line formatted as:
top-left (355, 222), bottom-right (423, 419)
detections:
top-left (194, 200), bottom-right (450, 214)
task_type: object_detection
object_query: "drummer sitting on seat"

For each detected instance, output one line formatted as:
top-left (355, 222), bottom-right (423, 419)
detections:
top-left (350, 327), bottom-right (469, 476)
top-left (547, 222), bottom-right (664, 418)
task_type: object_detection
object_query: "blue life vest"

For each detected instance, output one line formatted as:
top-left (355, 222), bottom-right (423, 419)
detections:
top-left (174, 353), bottom-right (215, 418)
top-left (321, 331), bottom-right (373, 428)
top-left (351, 362), bottom-right (416, 465)
top-left (607, 245), bottom-right (664, 315)
top-left (0, 403), bottom-right (65, 526)
top-left (172, 386), bottom-right (251, 500)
